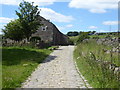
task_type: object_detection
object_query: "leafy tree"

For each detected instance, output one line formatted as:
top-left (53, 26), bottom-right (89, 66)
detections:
top-left (16, 0), bottom-right (41, 40)
top-left (67, 31), bottom-right (79, 36)
top-left (30, 36), bottom-right (41, 42)
top-left (2, 19), bottom-right (24, 41)
top-left (76, 32), bottom-right (90, 44)
top-left (92, 31), bottom-right (96, 34)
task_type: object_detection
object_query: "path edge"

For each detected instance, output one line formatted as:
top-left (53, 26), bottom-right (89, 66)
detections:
top-left (73, 46), bottom-right (92, 88)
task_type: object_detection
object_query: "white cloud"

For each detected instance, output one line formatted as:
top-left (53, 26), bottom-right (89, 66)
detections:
top-left (69, 0), bottom-right (118, 13)
top-left (0, 17), bottom-right (13, 23)
top-left (0, 0), bottom-right (20, 6)
top-left (66, 24), bottom-right (73, 28)
top-left (40, 8), bottom-right (74, 22)
top-left (27, 0), bottom-right (56, 6)
top-left (56, 24), bottom-right (73, 31)
top-left (0, 0), bottom-right (55, 6)
top-left (90, 9), bottom-right (106, 13)
top-left (0, 23), bottom-right (7, 34)
top-left (0, 0), bottom-right (70, 6)
top-left (103, 21), bottom-right (118, 25)
top-left (57, 26), bottom-right (65, 30)
top-left (88, 26), bottom-right (98, 29)
top-left (98, 29), bottom-right (118, 32)
top-left (0, 17), bottom-right (14, 34)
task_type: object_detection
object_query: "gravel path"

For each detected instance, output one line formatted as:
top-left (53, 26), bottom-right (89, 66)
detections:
top-left (22, 46), bottom-right (91, 88)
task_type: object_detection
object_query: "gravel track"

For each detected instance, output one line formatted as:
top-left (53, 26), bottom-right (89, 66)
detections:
top-left (22, 46), bottom-right (91, 88)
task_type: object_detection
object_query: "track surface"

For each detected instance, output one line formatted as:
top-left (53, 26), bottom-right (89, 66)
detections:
top-left (22, 46), bottom-right (90, 88)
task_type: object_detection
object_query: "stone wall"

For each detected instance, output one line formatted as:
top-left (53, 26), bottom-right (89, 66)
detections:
top-left (97, 37), bottom-right (119, 47)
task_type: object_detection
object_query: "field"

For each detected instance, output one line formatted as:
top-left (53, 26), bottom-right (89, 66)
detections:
top-left (74, 39), bottom-right (119, 88)
top-left (2, 47), bottom-right (51, 88)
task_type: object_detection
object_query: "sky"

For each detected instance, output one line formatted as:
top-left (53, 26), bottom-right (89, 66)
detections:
top-left (0, 0), bottom-right (119, 34)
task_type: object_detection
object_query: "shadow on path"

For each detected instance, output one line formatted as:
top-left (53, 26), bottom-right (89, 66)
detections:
top-left (42, 55), bottom-right (57, 63)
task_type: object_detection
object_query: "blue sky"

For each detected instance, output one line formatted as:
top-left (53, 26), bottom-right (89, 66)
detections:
top-left (0, 0), bottom-right (118, 34)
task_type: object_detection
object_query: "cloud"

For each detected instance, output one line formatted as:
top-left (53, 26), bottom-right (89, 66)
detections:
top-left (0, 17), bottom-right (14, 34)
top-left (98, 29), bottom-right (118, 32)
top-left (66, 24), bottom-right (73, 28)
top-left (0, 23), bottom-right (7, 34)
top-left (57, 26), bottom-right (66, 30)
top-left (40, 8), bottom-right (74, 22)
top-left (0, 0), bottom-right (20, 6)
top-left (0, 17), bottom-right (13, 23)
top-left (103, 21), bottom-right (118, 25)
top-left (0, 0), bottom-right (70, 6)
top-left (27, 0), bottom-right (56, 6)
top-left (88, 26), bottom-right (98, 29)
top-left (56, 24), bottom-right (73, 31)
top-left (0, 0), bottom-right (55, 6)
top-left (90, 9), bottom-right (106, 13)
top-left (69, 0), bottom-right (118, 13)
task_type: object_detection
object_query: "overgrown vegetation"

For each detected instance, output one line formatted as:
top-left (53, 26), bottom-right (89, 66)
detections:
top-left (2, 47), bottom-right (51, 88)
top-left (67, 31), bottom-right (79, 36)
top-left (2, 19), bottom-right (24, 41)
top-left (68, 31), bottom-right (90, 45)
top-left (74, 39), bottom-right (119, 88)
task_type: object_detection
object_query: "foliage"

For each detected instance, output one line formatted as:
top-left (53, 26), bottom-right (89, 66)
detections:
top-left (2, 19), bottom-right (24, 41)
top-left (67, 31), bottom-right (79, 36)
top-left (68, 31), bottom-right (91, 45)
top-left (76, 32), bottom-right (90, 44)
top-left (2, 47), bottom-right (51, 88)
top-left (16, 0), bottom-right (41, 40)
top-left (30, 36), bottom-right (41, 42)
top-left (68, 36), bottom-right (79, 45)
top-left (74, 40), bottom-right (119, 88)
top-left (88, 31), bottom-right (96, 35)
top-left (48, 46), bottom-right (59, 50)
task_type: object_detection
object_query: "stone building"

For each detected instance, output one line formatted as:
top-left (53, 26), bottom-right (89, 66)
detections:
top-left (32, 16), bottom-right (69, 45)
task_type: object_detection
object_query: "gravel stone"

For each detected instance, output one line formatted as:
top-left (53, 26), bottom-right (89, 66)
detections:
top-left (22, 46), bottom-right (91, 88)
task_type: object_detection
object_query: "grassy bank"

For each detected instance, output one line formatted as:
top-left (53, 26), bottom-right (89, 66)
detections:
top-left (74, 40), bottom-right (119, 88)
top-left (2, 47), bottom-right (51, 88)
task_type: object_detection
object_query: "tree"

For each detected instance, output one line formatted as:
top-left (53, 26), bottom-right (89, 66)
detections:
top-left (92, 31), bottom-right (96, 34)
top-left (67, 31), bottom-right (79, 36)
top-left (76, 32), bottom-right (90, 44)
top-left (2, 19), bottom-right (24, 41)
top-left (16, 0), bottom-right (41, 40)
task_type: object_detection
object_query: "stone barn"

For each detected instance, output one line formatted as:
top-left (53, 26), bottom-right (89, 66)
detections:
top-left (32, 16), bottom-right (69, 45)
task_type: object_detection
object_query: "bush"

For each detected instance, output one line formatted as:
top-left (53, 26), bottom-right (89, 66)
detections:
top-left (67, 31), bottom-right (79, 36)
top-left (92, 37), bottom-right (99, 39)
top-left (76, 32), bottom-right (90, 44)
top-left (68, 38), bottom-right (74, 45)
top-left (2, 19), bottom-right (24, 41)
top-left (74, 40), bottom-right (119, 88)
top-left (30, 36), bottom-right (41, 42)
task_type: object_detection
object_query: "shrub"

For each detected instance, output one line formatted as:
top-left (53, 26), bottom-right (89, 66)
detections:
top-left (2, 19), bottom-right (24, 41)
top-left (74, 40), bottom-right (119, 88)
top-left (30, 36), bottom-right (41, 43)
top-left (76, 32), bottom-right (90, 44)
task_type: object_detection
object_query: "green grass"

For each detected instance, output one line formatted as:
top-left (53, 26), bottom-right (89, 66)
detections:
top-left (89, 34), bottom-right (118, 39)
top-left (74, 40), bottom-right (119, 88)
top-left (2, 47), bottom-right (51, 88)
top-left (90, 35), bottom-right (107, 39)
top-left (48, 46), bottom-right (59, 50)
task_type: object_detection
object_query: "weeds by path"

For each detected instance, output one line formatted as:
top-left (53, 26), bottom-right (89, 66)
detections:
top-left (74, 40), bottom-right (119, 88)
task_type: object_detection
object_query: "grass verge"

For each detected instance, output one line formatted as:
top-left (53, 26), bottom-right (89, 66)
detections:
top-left (2, 47), bottom-right (51, 88)
top-left (74, 40), bottom-right (119, 88)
